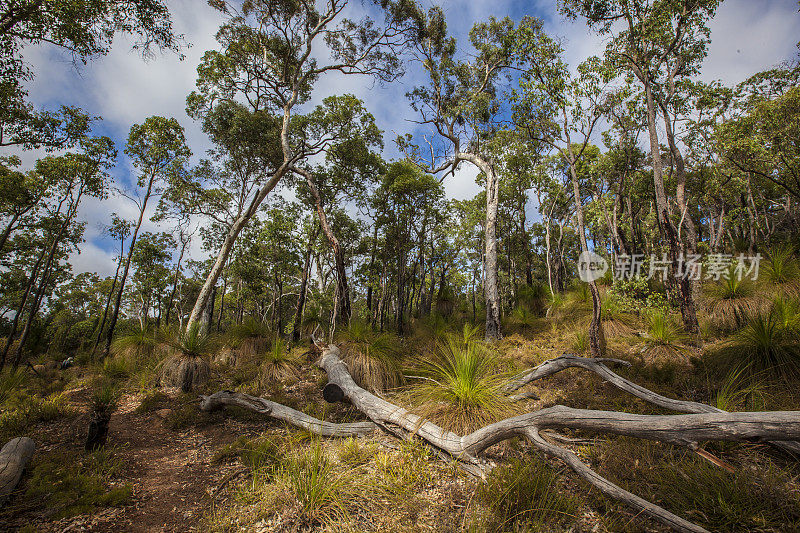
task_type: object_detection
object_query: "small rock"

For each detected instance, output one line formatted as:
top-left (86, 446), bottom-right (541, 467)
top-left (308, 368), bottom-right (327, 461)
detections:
top-left (155, 408), bottom-right (172, 419)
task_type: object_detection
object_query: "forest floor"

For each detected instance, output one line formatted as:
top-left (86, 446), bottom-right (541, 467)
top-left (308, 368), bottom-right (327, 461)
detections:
top-left (2, 314), bottom-right (800, 532)
top-left (0, 383), bottom-right (265, 532)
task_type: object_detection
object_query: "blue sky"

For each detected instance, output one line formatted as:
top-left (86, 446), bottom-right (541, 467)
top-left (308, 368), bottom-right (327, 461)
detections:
top-left (6, 0), bottom-right (800, 276)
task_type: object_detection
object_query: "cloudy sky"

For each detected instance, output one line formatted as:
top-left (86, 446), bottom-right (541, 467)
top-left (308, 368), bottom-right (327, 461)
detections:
top-left (9, 0), bottom-right (800, 276)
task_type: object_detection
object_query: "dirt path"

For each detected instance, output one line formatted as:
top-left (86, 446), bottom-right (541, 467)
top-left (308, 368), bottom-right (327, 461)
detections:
top-left (1, 390), bottom-right (260, 533)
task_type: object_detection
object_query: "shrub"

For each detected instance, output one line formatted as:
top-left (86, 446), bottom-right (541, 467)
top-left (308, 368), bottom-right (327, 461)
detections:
top-left (259, 338), bottom-right (300, 384)
top-left (704, 269), bottom-right (759, 331)
top-left (280, 443), bottom-right (349, 526)
top-left (764, 243), bottom-right (799, 286)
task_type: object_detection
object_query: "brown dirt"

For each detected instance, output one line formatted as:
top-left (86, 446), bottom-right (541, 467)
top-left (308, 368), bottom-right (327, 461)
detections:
top-left (0, 388), bottom-right (266, 533)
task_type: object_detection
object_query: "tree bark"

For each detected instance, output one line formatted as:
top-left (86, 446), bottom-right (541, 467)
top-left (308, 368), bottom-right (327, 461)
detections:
top-left (483, 164), bottom-right (502, 340)
top-left (0, 437), bottom-right (35, 507)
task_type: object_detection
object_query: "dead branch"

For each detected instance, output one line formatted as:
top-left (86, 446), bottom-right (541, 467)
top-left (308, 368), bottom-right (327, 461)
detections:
top-left (199, 390), bottom-right (376, 437)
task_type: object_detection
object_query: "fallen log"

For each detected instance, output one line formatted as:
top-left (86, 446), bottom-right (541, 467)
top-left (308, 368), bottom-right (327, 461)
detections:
top-left (199, 390), bottom-right (376, 437)
top-left (317, 344), bottom-right (800, 533)
top-left (504, 353), bottom-right (800, 455)
top-left (0, 437), bottom-right (35, 506)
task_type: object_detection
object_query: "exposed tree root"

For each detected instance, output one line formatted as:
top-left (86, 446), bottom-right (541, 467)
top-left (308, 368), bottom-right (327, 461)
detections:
top-left (204, 346), bottom-right (800, 533)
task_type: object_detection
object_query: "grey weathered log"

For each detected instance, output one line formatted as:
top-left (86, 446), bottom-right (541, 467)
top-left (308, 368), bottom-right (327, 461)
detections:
top-left (199, 390), bottom-right (376, 437)
top-left (0, 437), bottom-right (35, 506)
top-left (526, 428), bottom-right (709, 533)
top-left (504, 354), bottom-right (800, 455)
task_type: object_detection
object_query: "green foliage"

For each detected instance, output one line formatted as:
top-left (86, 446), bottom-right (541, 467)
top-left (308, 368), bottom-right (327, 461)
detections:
top-left (716, 311), bottom-right (800, 378)
top-left (170, 323), bottom-right (216, 359)
top-left (0, 393), bottom-right (73, 441)
top-left (764, 243), bottom-right (800, 285)
top-left (714, 365), bottom-right (766, 412)
top-left (340, 321), bottom-right (403, 393)
top-left (90, 382), bottom-right (120, 417)
top-left (477, 458), bottom-right (578, 530)
top-left (705, 268), bottom-right (760, 331)
top-left (110, 325), bottom-right (158, 360)
top-left (213, 435), bottom-right (283, 472)
top-left (639, 312), bottom-right (689, 360)
top-left (260, 338), bottom-right (300, 383)
top-left (411, 334), bottom-right (512, 433)
top-left (571, 330), bottom-right (588, 353)
top-left (279, 442), bottom-right (349, 526)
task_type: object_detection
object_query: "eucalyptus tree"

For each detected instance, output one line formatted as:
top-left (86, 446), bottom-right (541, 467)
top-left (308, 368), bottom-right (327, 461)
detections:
top-left (92, 214), bottom-right (131, 354)
top-left (400, 10), bottom-right (519, 340)
top-left (511, 17), bottom-right (608, 356)
top-left (291, 94), bottom-right (385, 326)
top-left (182, 0), bottom-right (419, 330)
top-left (560, 0), bottom-right (723, 335)
top-left (0, 0), bottom-right (179, 150)
top-left (102, 116), bottom-right (190, 356)
top-left (372, 160), bottom-right (444, 333)
top-left (129, 231), bottom-right (175, 328)
top-left (3, 136), bottom-right (116, 367)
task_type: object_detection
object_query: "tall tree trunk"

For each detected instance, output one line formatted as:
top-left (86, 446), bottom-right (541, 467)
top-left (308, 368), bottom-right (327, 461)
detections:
top-left (292, 225), bottom-right (318, 342)
top-left (103, 175), bottom-right (154, 356)
top-left (92, 247), bottom-right (124, 355)
top-left (644, 82), bottom-right (699, 335)
top-left (483, 164), bottom-right (502, 340)
top-left (565, 141), bottom-right (605, 358)
top-left (164, 234), bottom-right (188, 328)
top-left (301, 169), bottom-right (351, 325)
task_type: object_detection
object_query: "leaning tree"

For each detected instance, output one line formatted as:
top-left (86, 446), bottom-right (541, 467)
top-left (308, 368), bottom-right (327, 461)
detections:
top-left (183, 0), bottom-right (421, 330)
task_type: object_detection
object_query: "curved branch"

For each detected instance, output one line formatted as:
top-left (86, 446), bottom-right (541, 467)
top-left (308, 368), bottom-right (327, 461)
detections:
top-left (199, 390), bottom-right (376, 437)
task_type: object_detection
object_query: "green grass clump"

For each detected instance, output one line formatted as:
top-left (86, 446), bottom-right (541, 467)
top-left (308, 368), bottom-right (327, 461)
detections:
top-left (213, 435), bottom-right (283, 472)
top-left (0, 393), bottom-right (73, 441)
top-left (23, 448), bottom-right (132, 519)
top-left (714, 365), bottom-right (766, 412)
top-left (639, 312), bottom-right (690, 360)
top-left (410, 334), bottom-right (512, 433)
top-left (764, 243), bottom-right (800, 286)
top-left (477, 458), bottom-right (578, 531)
top-left (704, 268), bottom-right (760, 331)
top-left (259, 338), bottom-right (300, 384)
top-left (716, 311), bottom-right (800, 378)
top-left (110, 324), bottom-right (158, 360)
top-left (596, 438), bottom-right (800, 532)
top-left (340, 321), bottom-right (403, 394)
top-left (135, 390), bottom-right (171, 413)
top-left (279, 442), bottom-right (350, 526)
top-left (336, 437), bottom-right (377, 467)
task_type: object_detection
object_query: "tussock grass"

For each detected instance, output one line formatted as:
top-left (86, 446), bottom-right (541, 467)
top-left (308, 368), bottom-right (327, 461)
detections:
top-left (476, 458), bottom-right (578, 531)
top-left (715, 311), bottom-right (800, 379)
top-left (110, 324), bottom-right (158, 361)
top-left (638, 312), bottom-right (690, 361)
top-left (340, 321), bottom-right (403, 394)
top-left (408, 334), bottom-right (513, 433)
top-left (595, 438), bottom-right (800, 532)
top-left (259, 338), bottom-right (300, 384)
